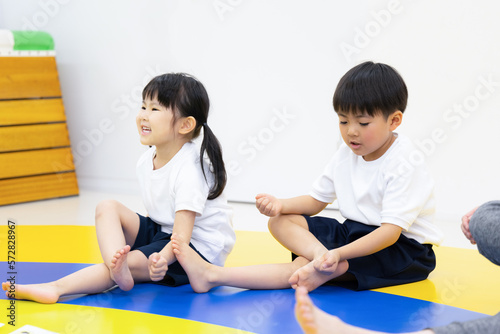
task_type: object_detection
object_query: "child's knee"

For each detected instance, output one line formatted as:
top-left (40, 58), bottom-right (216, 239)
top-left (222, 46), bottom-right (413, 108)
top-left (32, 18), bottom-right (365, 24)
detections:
top-left (268, 215), bottom-right (281, 232)
top-left (268, 215), bottom-right (291, 234)
top-left (268, 214), bottom-right (309, 234)
top-left (95, 199), bottom-right (120, 220)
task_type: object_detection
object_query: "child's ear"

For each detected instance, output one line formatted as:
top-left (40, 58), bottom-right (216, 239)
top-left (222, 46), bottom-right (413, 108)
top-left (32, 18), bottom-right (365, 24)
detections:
top-left (389, 110), bottom-right (403, 130)
top-left (178, 116), bottom-right (197, 135)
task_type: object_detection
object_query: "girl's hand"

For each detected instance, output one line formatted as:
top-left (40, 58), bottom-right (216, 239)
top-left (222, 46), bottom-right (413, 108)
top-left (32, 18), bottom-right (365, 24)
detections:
top-left (148, 252), bottom-right (168, 281)
top-left (461, 206), bottom-right (478, 245)
top-left (313, 249), bottom-right (340, 273)
top-left (255, 193), bottom-right (282, 217)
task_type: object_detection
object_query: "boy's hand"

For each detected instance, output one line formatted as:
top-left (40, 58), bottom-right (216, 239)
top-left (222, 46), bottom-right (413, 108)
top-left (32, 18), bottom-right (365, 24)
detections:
top-left (461, 206), bottom-right (478, 245)
top-left (255, 193), bottom-right (282, 217)
top-left (148, 252), bottom-right (168, 281)
top-left (313, 249), bottom-right (340, 273)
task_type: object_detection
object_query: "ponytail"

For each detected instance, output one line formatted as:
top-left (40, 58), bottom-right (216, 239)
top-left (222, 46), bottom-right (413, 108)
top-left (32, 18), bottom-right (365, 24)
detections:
top-left (200, 123), bottom-right (226, 200)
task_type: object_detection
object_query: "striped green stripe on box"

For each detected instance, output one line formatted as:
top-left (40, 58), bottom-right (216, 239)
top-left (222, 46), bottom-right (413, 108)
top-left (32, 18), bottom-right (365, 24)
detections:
top-left (0, 30), bottom-right (55, 56)
top-left (12, 30), bottom-right (55, 50)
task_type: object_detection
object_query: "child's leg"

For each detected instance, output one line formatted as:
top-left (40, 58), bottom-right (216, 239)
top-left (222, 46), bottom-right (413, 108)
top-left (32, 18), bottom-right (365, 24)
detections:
top-left (1, 202), bottom-right (155, 303)
top-left (109, 246), bottom-right (151, 291)
top-left (94, 200), bottom-right (141, 266)
top-left (268, 214), bottom-right (328, 261)
top-left (295, 287), bottom-right (434, 334)
top-left (2, 263), bottom-right (114, 304)
top-left (2, 248), bottom-right (152, 303)
top-left (171, 233), bottom-right (309, 292)
top-left (295, 286), bottom-right (348, 334)
top-left (95, 200), bottom-right (152, 291)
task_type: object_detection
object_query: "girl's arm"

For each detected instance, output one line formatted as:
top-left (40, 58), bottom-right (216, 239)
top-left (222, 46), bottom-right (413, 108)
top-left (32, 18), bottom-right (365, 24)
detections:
top-left (163, 210), bottom-right (196, 260)
top-left (317, 223), bottom-right (403, 272)
top-left (256, 194), bottom-right (328, 217)
top-left (149, 210), bottom-right (196, 281)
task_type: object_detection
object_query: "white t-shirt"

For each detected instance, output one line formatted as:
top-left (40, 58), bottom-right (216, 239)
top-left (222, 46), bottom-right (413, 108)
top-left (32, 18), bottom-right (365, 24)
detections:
top-left (136, 142), bottom-right (236, 266)
top-left (310, 134), bottom-right (443, 245)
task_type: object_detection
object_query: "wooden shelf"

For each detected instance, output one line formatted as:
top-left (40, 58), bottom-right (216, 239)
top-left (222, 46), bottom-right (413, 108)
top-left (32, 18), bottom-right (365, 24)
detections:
top-left (0, 56), bottom-right (79, 205)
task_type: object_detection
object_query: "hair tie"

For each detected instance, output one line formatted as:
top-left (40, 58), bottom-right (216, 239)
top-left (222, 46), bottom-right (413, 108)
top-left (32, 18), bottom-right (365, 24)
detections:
top-left (203, 122), bottom-right (208, 127)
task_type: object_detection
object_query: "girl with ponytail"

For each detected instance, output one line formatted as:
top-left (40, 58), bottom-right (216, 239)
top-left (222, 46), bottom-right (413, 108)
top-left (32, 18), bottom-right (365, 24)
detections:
top-left (134, 72), bottom-right (235, 286)
top-left (5, 73), bottom-right (235, 304)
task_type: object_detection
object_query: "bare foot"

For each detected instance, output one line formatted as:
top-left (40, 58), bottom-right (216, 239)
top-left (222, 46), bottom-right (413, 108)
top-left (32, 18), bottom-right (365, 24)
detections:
top-left (295, 286), bottom-right (412, 334)
top-left (171, 233), bottom-right (218, 293)
top-left (289, 260), bottom-right (348, 291)
top-left (295, 286), bottom-right (354, 334)
top-left (110, 245), bottom-right (134, 291)
top-left (2, 281), bottom-right (59, 304)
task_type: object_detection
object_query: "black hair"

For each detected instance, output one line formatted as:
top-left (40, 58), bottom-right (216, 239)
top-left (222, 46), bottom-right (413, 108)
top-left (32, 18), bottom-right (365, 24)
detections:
top-left (333, 61), bottom-right (408, 118)
top-left (142, 73), bottom-right (226, 200)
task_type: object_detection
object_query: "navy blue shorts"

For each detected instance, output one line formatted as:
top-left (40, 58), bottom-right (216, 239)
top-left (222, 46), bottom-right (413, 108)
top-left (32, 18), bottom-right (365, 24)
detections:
top-left (296, 216), bottom-right (436, 290)
top-left (131, 214), bottom-right (210, 287)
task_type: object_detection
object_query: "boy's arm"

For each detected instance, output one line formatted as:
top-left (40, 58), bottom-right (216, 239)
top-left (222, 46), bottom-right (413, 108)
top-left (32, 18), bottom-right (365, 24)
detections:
top-left (281, 195), bottom-right (329, 216)
top-left (256, 194), bottom-right (328, 217)
top-left (149, 210), bottom-right (196, 281)
top-left (317, 223), bottom-right (403, 271)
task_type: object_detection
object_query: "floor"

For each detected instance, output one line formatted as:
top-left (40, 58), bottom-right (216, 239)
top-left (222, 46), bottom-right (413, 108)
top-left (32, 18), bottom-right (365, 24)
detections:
top-left (0, 191), bottom-right (498, 333)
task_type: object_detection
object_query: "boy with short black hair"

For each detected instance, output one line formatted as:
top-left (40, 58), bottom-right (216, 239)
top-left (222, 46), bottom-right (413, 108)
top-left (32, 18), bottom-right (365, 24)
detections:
top-left (259, 61), bottom-right (443, 291)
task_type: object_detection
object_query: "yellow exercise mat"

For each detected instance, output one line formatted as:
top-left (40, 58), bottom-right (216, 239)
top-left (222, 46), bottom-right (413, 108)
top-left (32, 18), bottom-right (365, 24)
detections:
top-left (1, 225), bottom-right (499, 315)
top-left (0, 226), bottom-right (288, 265)
top-left (374, 246), bottom-right (500, 315)
top-left (0, 300), bottom-right (250, 334)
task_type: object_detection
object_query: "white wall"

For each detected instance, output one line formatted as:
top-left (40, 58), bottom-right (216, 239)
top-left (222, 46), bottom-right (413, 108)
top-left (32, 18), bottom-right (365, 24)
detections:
top-left (1, 0), bottom-right (500, 225)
